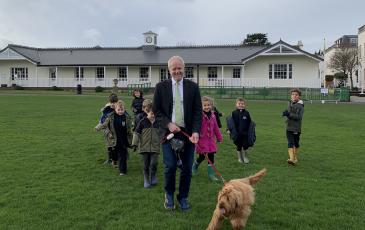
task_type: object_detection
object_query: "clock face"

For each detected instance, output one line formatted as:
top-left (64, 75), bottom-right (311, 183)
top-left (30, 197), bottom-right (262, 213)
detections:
top-left (146, 37), bottom-right (153, 43)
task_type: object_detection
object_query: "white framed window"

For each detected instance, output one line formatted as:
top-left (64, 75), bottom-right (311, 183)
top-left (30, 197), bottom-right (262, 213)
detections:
top-left (139, 67), bottom-right (149, 81)
top-left (118, 67), bottom-right (127, 81)
top-left (208, 67), bottom-right (217, 80)
top-left (49, 68), bottom-right (56, 80)
top-left (350, 38), bottom-right (357, 44)
top-left (75, 67), bottom-right (84, 79)
top-left (269, 64), bottom-right (292, 79)
top-left (11, 67), bottom-right (28, 80)
top-left (160, 68), bottom-right (170, 82)
top-left (185, 67), bottom-right (194, 79)
top-left (233, 68), bottom-right (241, 78)
top-left (96, 67), bottom-right (104, 79)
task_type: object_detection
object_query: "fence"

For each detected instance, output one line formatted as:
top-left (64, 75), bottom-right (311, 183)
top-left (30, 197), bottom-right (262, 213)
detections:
top-left (200, 87), bottom-right (350, 102)
top-left (127, 82), bottom-right (151, 95)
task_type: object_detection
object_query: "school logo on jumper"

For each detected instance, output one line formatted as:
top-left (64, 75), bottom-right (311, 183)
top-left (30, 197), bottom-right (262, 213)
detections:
top-left (122, 121), bottom-right (126, 126)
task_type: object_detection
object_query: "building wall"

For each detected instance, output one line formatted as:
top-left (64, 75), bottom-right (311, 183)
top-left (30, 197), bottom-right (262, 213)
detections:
top-left (324, 48), bottom-right (337, 76)
top-left (0, 55), bottom-right (320, 88)
top-left (0, 59), bottom-right (37, 86)
top-left (244, 55), bottom-right (320, 88)
top-left (358, 26), bottom-right (365, 91)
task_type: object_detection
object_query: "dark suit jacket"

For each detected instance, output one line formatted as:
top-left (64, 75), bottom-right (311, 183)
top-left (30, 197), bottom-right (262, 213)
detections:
top-left (152, 78), bottom-right (202, 138)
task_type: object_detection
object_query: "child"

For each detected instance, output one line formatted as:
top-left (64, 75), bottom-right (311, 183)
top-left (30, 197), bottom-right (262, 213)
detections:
top-left (226, 97), bottom-right (252, 164)
top-left (192, 96), bottom-right (223, 181)
top-left (133, 99), bottom-right (152, 131)
top-left (282, 88), bottom-right (304, 165)
top-left (131, 89), bottom-right (144, 116)
top-left (96, 100), bottom-right (133, 175)
top-left (212, 105), bottom-right (224, 128)
top-left (132, 105), bottom-right (160, 188)
top-left (95, 93), bottom-right (118, 130)
top-left (95, 93), bottom-right (118, 164)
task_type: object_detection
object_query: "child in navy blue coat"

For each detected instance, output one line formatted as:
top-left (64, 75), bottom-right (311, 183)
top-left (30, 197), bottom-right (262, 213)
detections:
top-left (226, 97), bottom-right (252, 164)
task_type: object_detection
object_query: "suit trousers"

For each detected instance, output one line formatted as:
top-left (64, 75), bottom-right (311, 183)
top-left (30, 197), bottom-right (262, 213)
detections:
top-left (162, 140), bottom-right (195, 200)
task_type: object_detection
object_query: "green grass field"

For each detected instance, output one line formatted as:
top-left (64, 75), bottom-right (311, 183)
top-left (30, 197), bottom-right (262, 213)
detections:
top-left (1, 91), bottom-right (364, 230)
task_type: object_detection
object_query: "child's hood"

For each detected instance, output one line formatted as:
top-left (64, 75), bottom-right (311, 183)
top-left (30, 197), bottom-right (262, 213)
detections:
top-left (100, 103), bottom-right (113, 112)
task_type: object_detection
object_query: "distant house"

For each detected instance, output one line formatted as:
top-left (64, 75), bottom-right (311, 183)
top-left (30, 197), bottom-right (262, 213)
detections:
top-left (0, 31), bottom-right (323, 88)
top-left (358, 25), bottom-right (365, 93)
top-left (324, 35), bottom-right (359, 87)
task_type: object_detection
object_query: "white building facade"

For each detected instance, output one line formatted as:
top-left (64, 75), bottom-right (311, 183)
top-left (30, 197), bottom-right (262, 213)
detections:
top-left (358, 25), bottom-right (365, 94)
top-left (0, 32), bottom-right (323, 89)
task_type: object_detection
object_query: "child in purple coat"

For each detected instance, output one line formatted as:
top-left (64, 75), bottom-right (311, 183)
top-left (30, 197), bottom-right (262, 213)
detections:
top-left (192, 96), bottom-right (223, 181)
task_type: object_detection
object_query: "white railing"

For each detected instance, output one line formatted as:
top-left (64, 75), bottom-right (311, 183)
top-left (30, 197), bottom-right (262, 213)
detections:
top-left (3, 77), bottom-right (152, 88)
top-left (1, 76), bottom-right (321, 89)
top-left (199, 77), bottom-right (321, 88)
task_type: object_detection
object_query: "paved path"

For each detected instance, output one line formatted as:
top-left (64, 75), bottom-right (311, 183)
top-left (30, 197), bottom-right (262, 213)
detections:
top-left (350, 96), bottom-right (365, 103)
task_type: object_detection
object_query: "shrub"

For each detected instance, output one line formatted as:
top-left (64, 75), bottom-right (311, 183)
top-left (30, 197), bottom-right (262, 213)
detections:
top-left (334, 72), bottom-right (347, 80)
top-left (14, 85), bottom-right (24, 90)
top-left (51, 86), bottom-right (63, 91)
top-left (325, 75), bottom-right (334, 82)
top-left (95, 86), bottom-right (104, 92)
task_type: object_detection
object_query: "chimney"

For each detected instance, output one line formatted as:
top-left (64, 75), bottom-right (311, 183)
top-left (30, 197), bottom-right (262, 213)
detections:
top-left (297, 40), bottom-right (303, 49)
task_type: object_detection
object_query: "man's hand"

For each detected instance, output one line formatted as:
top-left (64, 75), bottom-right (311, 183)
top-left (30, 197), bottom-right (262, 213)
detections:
top-left (189, 132), bottom-right (199, 144)
top-left (168, 122), bottom-right (181, 133)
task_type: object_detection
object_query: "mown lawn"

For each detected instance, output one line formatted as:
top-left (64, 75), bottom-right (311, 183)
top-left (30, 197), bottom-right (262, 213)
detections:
top-left (0, 91), bottom-right (364, 230)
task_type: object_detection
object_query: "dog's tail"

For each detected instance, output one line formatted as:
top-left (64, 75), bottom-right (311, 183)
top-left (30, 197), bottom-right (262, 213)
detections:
top-left (247, 168), bottom-right (267, 185)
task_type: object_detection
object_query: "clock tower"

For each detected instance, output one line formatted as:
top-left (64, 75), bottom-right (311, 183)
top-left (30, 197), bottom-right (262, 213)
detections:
top-left (143, 31), bottom-right (158, 46)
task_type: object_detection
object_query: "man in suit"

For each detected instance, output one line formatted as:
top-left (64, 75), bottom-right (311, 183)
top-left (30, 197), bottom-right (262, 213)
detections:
top-left (153, 56), bottom-right (202, 211)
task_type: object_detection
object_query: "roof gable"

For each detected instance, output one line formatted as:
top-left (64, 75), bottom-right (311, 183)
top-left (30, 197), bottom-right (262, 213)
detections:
top-left (242, 40), bottom-right (323, 63)
top-left (0, 45), bottom-right (40, 64)
top-left (0, 48), bottom-right (28, 60)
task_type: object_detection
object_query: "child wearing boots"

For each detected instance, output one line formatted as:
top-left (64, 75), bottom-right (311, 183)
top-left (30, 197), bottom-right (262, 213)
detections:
top-left (282, 88), bottom-right (304, 165)
top-left (226, 97), bottom-right (252, 164)
top-left (94, 93), bottom-right (119, 165)
top-left (132, 103), bottom-right (160, 188)
top-left (96, 100), bottom-right (133, 175)
top-left (192, 96), bottom-right (223, 181)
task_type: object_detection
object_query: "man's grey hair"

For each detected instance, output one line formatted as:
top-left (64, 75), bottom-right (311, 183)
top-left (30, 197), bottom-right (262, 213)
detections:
top-left (168, 56), bottom-right (185, 68)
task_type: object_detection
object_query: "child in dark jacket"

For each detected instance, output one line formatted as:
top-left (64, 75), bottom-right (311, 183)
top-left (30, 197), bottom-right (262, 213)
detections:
top-left (131, 89), bottom-right (144, 116)
top-left (132, 105), bottom-right (160, 188)
top-left (96, 100), bottom-right (133, 175)
top-left (95, 93), bottom-right (119, 129)
top-left (282, 88), bottom-right (304, 165)
top-left (95, 93), bottom-right (118, 164)
top-left (227, 97), bottom-right (252, 164)
top-left (212, 105), bottom-right (224, 128)
top-left (133, 99), bottom-right (152, 131)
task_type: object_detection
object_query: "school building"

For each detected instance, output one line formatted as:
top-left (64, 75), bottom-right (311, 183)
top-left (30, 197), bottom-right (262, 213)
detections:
top-left (0, 31), bottom-right (323, 89)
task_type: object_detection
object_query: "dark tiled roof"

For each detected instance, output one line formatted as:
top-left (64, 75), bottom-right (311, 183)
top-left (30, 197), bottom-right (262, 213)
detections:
top-left (6, 41), bottom-right (322, 66)
top-left (7, 44), bottom-right (265, 66)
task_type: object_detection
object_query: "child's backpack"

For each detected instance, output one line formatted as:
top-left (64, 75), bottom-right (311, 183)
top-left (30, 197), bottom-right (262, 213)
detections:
top-left (247, 121), bottom-right (256, 147)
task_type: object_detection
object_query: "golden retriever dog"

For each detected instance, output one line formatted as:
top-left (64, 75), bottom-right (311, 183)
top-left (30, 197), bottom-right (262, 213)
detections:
top-left (206, 168), bottom-right (267, 230)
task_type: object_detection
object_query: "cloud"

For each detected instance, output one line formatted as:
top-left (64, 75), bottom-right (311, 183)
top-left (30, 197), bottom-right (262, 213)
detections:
top-left (82, 28), bottom-right (103, 46)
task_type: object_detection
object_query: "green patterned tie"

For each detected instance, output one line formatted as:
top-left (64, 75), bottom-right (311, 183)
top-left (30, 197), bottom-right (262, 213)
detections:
top-left (175, 81), bottom-right (183, 126)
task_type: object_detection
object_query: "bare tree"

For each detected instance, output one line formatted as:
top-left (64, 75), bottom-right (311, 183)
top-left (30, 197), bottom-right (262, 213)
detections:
top-left (328, 47), bottom-right (358, 89)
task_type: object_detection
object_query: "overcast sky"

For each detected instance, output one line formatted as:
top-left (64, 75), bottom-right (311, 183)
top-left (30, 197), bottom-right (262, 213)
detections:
top-left (0, 0), bottom-right (364, 53)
